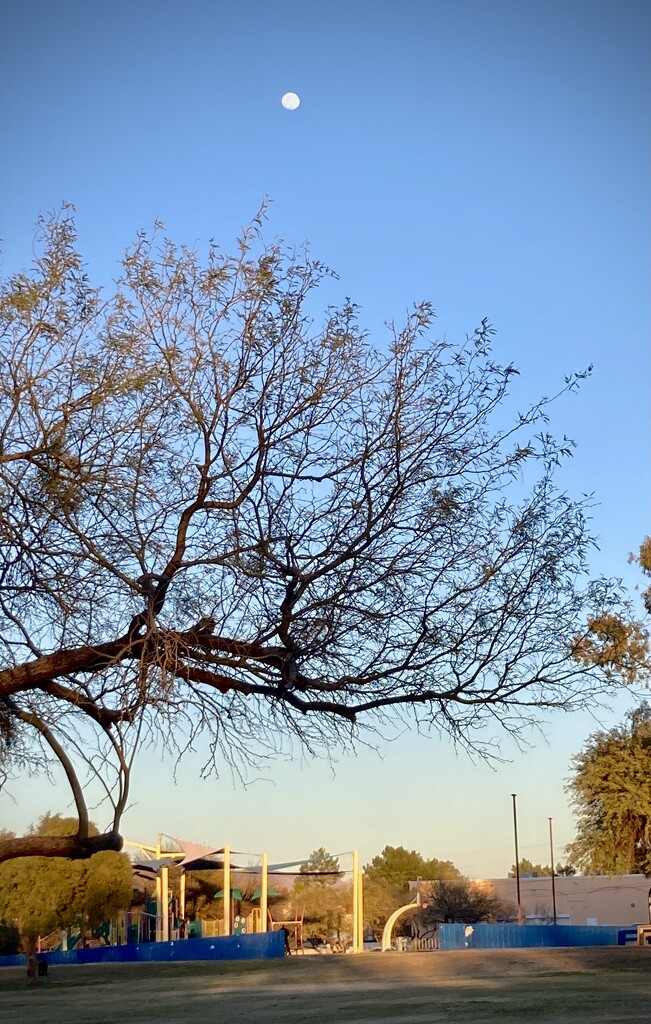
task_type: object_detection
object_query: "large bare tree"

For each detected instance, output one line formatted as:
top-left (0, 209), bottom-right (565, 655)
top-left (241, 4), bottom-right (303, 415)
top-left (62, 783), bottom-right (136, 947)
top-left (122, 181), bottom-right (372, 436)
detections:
top-left (0, 207), bottom-right (630, 861)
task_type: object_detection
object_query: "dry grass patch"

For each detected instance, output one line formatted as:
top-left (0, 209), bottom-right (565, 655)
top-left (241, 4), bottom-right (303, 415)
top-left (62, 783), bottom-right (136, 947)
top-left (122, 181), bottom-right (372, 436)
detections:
top-left (1, 947), bottom-right (650, 1023)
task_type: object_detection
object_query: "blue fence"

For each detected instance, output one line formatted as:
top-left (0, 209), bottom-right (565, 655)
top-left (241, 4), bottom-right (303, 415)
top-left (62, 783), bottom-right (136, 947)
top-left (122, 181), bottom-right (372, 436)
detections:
top-left (0, 930), bottom-right (284, 969)
top-left (2, 925), bottom-right (640, 967)
top-left (438, 923), bottom-right (634, 950)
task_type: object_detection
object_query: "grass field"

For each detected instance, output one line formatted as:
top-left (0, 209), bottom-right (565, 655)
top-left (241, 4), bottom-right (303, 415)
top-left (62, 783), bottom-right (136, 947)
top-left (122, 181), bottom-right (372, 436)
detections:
top-left (2, 946), bottom-right (651, 1023)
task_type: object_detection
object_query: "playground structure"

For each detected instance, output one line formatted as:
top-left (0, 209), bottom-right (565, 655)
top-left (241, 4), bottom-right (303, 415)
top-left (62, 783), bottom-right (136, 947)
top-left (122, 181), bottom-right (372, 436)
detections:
top-left (124, 838), bottom-right (365, 953)
top-left (9, 837), bottom-right (651, 965)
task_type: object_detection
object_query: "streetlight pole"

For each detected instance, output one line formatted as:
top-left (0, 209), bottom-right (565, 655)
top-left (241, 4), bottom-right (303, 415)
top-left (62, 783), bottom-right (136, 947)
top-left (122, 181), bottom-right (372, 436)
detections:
top-left (512, 793), bottom-right (523, 925)
top-left (548, 817), bottom-right (557, 926)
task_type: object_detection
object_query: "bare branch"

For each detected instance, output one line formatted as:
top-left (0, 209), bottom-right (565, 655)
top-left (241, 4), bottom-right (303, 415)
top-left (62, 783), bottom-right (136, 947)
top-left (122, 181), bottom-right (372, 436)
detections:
top-left (0, 208), bottom-right (639, 860)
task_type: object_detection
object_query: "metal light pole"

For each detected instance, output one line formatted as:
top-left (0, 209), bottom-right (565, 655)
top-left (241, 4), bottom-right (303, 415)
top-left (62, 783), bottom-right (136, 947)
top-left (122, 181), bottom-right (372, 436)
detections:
top-left (548, 817), bottom-right (557, 926)
top-left (512, 793), bottom-right (523, 925)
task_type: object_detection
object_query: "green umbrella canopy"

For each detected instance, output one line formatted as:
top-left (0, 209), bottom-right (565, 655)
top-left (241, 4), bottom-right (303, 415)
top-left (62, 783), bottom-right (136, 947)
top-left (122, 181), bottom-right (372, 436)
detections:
top-left (252, 887), bottom-right (279, 900)
top-left (213, 888), bottom-right (243, 900)
top-left (213, 886), bottom-right (281, 900)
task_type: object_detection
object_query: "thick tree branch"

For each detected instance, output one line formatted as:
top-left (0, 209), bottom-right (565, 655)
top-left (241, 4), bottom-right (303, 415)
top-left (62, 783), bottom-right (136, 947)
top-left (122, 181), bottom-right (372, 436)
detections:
top-left (0, 831), bottom-right (123, 864)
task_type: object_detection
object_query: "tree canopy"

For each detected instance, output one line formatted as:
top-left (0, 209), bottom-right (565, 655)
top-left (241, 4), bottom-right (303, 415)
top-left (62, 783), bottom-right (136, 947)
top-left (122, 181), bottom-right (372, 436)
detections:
top-left (287, 848), bottom-right (347, 944)
top-left (361, 844), bottom-right (461, 934)
top-left (633, 537), bottom-right (651, 616)
top-left (566, 703), bottom-right (651, 875)
top-left (298, 847), bottom-right (342, 883)
top-left (421, 878), bottom-right (510, 925)
top-left (0, 207), bottom-right (633, 862)
top-left (364, 845), bottom-right (461, 894)
top-left (507, 858), bottom-right (576, 878)
top-left (0, 814), bottom-right (133, 950)
top-left (571, 536), bottom-right (651, 684)
top-left (508, 858), bottom-right (552, 877)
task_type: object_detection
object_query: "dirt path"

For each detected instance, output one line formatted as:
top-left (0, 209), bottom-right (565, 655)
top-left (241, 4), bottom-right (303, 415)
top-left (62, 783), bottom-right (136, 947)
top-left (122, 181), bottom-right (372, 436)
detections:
top-left (2, 947), bottom-right (651, 1023)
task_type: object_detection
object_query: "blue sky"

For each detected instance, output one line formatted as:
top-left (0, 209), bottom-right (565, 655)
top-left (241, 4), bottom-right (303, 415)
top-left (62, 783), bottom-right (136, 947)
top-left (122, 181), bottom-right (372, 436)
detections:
top-left (1, 0), bottom-right (649, 877)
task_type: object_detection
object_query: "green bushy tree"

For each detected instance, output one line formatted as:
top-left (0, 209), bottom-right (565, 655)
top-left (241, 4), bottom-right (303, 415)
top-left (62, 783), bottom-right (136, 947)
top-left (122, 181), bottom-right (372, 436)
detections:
top-left (363, 845), bottom-right (462, 935)
top-left (567, 704), bottom-right (651, 875)
top-left (508, 858), bottom-right (576, 877)
top-left (364, 845), bottom-right (461, 893)
top-left (0, 814), bottom-right (133, 951)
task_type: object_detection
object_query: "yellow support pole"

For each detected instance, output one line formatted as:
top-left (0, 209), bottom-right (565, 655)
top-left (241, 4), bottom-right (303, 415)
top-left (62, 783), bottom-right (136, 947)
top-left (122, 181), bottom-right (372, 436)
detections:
top-left (352, 850), bottom-right (360, 953)
top-left (180, 871), bottom-right (186, 920)
top-left (261, 852), bottom-right (268, 933)
top-left (161, 865), bottom-right (169, 942)
top-left (156, 834), bottom-right (163, 942)
top-left (155, 872), bottom-right (162, 942)
top-left (123, 839), bottom-right (161, 855)
top-left (223, 845), bottom-right (231, 936)
top-left (357, 872), bottom-right (364, 951)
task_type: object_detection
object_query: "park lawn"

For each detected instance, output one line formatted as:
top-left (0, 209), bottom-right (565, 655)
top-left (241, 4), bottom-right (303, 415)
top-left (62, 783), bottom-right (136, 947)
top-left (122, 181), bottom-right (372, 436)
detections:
top-left (2, 947), bottom-right (651, 1023)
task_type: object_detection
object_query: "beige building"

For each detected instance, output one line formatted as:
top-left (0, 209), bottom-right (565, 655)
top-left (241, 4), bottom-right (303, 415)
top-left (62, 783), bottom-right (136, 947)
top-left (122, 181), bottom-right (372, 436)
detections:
top-left (410, 875), bottom-right (651, 927)
top-left (489, 874), bottom-right (651, 927)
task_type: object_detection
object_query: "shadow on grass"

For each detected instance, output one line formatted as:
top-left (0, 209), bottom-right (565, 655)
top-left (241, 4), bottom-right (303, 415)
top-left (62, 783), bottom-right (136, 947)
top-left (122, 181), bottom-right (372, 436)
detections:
top-left (2, 948), bottom-right (651, 1023)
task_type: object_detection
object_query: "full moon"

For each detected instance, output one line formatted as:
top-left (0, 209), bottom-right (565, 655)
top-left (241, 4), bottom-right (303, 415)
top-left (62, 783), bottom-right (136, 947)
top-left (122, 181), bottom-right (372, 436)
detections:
top-left (281, 92), bottom-right (301, 111)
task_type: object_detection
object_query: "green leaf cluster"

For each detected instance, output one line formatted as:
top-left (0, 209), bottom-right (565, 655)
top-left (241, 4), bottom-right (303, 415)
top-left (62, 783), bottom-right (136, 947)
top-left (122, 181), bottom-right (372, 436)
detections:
top-left (570, 536), bottom-right (651, 684)
top-left (0, 814), bottom-right (133, 949)
top-left (507, 858), bottom-right (576, 877)
top-left (297, 847), bottom-right (341, 887)
top-left (362, 845), bottom-right (462, 935)
top-left (364, 845), bottom-right (461, 893)
top-left (567, 703), bottom-right (651, 874)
